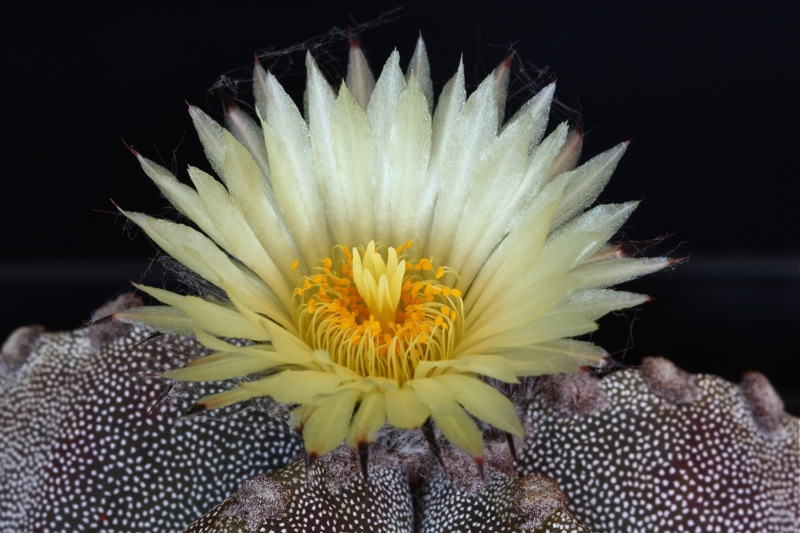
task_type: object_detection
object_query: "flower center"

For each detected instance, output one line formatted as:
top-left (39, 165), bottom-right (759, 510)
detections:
top-left (293, 241), bottom-right (463, 384)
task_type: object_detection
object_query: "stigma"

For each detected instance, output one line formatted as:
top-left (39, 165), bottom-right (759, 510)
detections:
top-left (351, 241), bottom-right (405, 332)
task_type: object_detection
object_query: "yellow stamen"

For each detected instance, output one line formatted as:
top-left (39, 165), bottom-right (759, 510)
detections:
top-left (294, 241), bottom-right (463, 384)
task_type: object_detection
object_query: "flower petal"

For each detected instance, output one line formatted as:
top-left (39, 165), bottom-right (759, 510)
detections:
top-left (241, 370), bottom-right (348, 405)
top-left (571, 257), bottom-right (672, 290)
top-left (549, 125), bottom-right (584, 178)
top-left (409, 377), bottom-right (484, 458)
top-left (463, 172), bottom-right (568, 319)
top-left (131, 283), bottom-right (271, 341)
top-left (219, 130), bottom-right (301, 278)
top-left (164, 352), bottom-right (276, 382)
top-left (188, 104), bottom-right (227, 177)
top-left (346, 41), bottom-right (375, 111)
top-left (406, 36), bottom-right (433, 112)
top-left (223, 100), bottom-right (271, 179)
top-left (556, 289), bottom-right (650, 320)
top-left (114, 305), bottom-right (193, 335)
top-left (134, 153), bottom-right (228, 247)
top-left (383, 73), bottom-right (432, 245)
top-left (198, 387), bottom-right (260, 410)
top-left (464, 312), bottom-right (598, 355)
top-left (496, 339), bottom-right (608, 374)
top-left (186, 165), bottom-right (293, 304)
top-left (346, 391), bottom-right (386, 448)
top-left (458, 274), bottom-right (577, 354)
top-left (329, 81), bottom-right (376, 245)
top-left (447, 84), bottom-right (555, 279)
top-left (415, 354), bottom-right (518, 383)
top-left (302, 389), bottom-right (361, 457)
top-left (435, 373), bottom-right (523, 435)
top-left (262, 72), bottom-right (330, 266)
top-left (551, 142), bottom-right (627, 229)
top-left (414, 60), bottom-right (466, 242)
top-left (426, 71), bottom-right (499, 262)
top-left (384, 386), bottom-right (431, 428)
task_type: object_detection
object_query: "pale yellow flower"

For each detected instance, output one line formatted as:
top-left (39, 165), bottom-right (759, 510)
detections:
top-left (118, 38), bottom-right (669, 461)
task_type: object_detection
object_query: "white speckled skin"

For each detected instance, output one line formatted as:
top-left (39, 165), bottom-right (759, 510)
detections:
top-left (185, 460), bottom-right (415, 532)
top-left (2, 298), bottom-right (798, 531)
top-left (0, 296), bottom-right (301, 532)
top-left (185, 442), bottom-right (592, 532)
top-left (520, 359), bottom-right (800, 532)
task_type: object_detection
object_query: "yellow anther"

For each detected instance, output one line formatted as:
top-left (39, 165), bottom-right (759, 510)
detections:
top-left (418, 258), bottom-right (432, 271)
top-left (291, 260), bottom-right (299, 270)
top-left (293, 241), bottom-right (464, 384)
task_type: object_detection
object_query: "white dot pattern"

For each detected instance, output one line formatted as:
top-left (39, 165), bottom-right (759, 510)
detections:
top-left (2, 301), bottom-right (798, 532)
top-left (0, 315), bottom-right (301, 532)
top-left (520, 368), bottom-right (800, 531)
top-left (184, 460), bottom-right (414, 532)
top-left (417, 472), bottom-right (591, 532)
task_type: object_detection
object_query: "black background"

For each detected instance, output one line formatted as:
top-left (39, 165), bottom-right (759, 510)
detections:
top-left (2, 1), bottom-right (798, 412)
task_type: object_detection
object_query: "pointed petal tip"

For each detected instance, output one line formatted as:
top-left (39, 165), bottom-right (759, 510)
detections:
top-left (539, 81), bottom-right (557, 99)
top-left (349, 31), bottom-right (360, 49)
top-left (122, 139), bottom-right (139, 157)
top-left (571, 116), bottom-right (584, 135)
top-left (218, 88), bottom-right (237, 114)
top-left (474, 455), bottom-right (486, 481)
top-left (358, 442), bottom-right (370, 480)
top-left (411, 33), bottom-right (428, 60)
top-left (668, 257), bottom-right (689, 268)
top-left (501, 52), bottom-right (514, 70)
top-left (85, 313), bottom-right (116, 328)
top-left (193, 400), bottom-right (212, 412)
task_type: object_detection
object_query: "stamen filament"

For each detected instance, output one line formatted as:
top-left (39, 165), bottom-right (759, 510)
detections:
top-left (294, 241), bottom-right (463, 384)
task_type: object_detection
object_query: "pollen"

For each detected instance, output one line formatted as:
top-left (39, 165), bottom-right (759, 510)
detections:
top-left (294, 241), bottom-right (463, 384)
